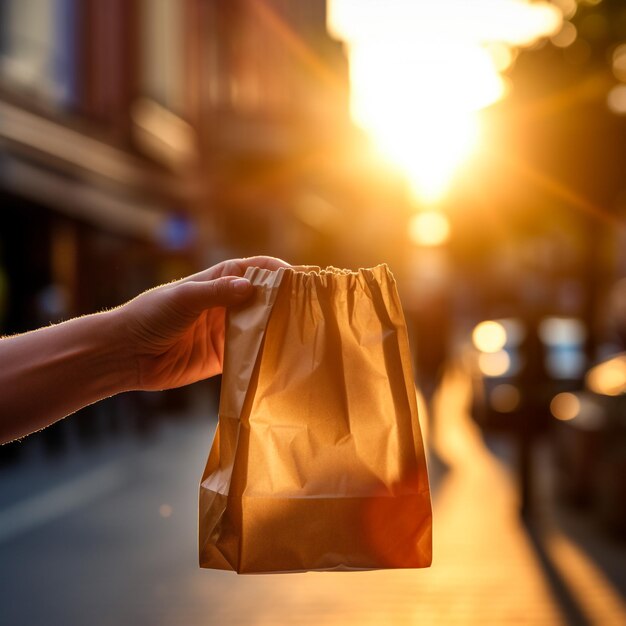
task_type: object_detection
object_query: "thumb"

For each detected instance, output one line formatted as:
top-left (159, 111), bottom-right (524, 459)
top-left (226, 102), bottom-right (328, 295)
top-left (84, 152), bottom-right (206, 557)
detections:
top-left (177, 277), bottom-right (253, 313)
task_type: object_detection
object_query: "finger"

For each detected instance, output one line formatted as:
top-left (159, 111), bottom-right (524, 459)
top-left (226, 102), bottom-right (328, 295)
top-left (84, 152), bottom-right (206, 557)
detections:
top-left (176, 277), bottom-right (254, 314)
top-left (180, 256), bottom-right (291, 284)
top-left (239, 255), bottom-right (291, 273)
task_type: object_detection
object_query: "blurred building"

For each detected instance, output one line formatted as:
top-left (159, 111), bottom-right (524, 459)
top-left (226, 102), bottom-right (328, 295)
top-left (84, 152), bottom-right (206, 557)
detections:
top-left (191, 0), bottom-right (354, 265)
top-left (0, 0), bottom-right (356, 335)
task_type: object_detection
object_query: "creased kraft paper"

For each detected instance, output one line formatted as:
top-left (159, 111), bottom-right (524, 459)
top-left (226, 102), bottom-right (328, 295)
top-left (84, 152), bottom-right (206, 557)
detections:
top-left (199, 265), bottom-right (432, 574)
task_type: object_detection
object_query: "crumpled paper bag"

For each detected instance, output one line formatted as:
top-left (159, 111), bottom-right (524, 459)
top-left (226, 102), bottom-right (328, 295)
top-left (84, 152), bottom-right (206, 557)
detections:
top-left (199, 265), bottom-right (431, 573)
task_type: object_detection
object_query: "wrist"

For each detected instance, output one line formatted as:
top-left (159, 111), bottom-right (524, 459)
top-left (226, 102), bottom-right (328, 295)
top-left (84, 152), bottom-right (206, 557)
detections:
top-left (88, 308), bottom-right (139, 395)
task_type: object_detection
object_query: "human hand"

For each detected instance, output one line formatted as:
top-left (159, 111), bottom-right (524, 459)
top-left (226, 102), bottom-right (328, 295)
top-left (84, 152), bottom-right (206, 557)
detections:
top-left (113, 256), bottom-right (289, 391)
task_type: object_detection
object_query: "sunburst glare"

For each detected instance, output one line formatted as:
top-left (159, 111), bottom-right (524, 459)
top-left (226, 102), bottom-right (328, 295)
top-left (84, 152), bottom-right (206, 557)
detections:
top-left (329, 0), bottom-right (563, 205)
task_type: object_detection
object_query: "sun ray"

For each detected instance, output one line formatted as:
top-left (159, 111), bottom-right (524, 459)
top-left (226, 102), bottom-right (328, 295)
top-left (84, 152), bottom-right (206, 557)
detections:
top-left (513, 72), bottom-right (611, 123)
top-left (214, 147), bottom-right (325, 209)
top-left (499, 151), bottom-right (622, 227)
top-left (248, 0), bottom-right (345, 95)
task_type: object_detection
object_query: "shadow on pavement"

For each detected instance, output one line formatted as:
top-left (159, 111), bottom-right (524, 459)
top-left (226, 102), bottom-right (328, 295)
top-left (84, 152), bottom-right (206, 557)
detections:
top-left (524, 519), bottom-right (590, 626)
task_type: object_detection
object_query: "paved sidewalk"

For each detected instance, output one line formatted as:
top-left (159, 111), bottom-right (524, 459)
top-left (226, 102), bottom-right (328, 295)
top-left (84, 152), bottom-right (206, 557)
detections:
top-left (166, 370), bottom-right (625, 625)
top-left (2, 372), bottom-right (624, 625)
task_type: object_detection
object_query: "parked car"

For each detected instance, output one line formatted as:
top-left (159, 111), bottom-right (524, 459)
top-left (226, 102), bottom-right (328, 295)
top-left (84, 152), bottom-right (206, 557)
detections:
top-left (550, 353), bottom-right (626, 537)
top-left (469, 316), bottom-right (587, 434)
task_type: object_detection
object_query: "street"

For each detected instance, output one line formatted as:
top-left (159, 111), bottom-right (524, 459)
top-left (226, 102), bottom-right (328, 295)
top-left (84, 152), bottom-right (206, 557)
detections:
top-left (1, 372), bottom-right (625, 626)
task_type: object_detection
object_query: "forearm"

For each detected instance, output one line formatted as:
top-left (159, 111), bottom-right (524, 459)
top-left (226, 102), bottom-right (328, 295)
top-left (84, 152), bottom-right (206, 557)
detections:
top-left (0, 310), bottom-right (135, 444)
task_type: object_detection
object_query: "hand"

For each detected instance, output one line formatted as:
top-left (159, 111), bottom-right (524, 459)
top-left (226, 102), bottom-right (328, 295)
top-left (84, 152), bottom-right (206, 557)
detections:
top-left (114, 256), bottom-right (289, 391)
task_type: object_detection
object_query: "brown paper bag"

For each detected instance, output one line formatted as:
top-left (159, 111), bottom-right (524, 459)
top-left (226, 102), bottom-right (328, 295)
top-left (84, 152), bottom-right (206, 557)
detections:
top-left (199, 265), bottom-right (431, 573)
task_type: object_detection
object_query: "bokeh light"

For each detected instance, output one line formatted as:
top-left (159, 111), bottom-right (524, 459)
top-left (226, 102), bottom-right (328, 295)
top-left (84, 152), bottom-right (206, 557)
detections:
top-left (550, 392), bottom-right (580, 421)
top-left (586, 355), bottom-right (626, 396)
top-left (538, 317), bottom-right (586, 346)
top-left (551, 21), bottom-right (577, 48)
top-left (551, 0), bottom-right (577, 20)
top-left (472, 320), bottom-right (508, 353)
top-left (607, 84), bottom-right (626, 114)
top-left (408, 211), bottom-right (451, 247)
top-left (478, 350), bottom-right (511, 377)
top-left (612, 44), bottom-right (626, 82)
top-left (490, 383), bottom-right (521, 412)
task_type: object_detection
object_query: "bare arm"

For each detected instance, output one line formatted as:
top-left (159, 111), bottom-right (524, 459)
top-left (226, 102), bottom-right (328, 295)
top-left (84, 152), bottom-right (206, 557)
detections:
top-left (0, 311), bottom-right (131, 441)
top-left (0, 256), bottom-right (288, 444)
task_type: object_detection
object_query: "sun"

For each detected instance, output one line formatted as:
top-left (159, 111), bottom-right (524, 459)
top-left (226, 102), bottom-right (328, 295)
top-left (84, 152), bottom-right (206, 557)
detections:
top-left (328, 0), bottom-right (562, 205)
top-left (349, 40), bottom-right (492, 204)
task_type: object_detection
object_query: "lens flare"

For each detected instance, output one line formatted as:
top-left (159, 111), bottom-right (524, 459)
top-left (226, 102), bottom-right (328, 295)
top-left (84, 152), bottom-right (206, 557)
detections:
top-left (329, 0), bottom-right (562, 204)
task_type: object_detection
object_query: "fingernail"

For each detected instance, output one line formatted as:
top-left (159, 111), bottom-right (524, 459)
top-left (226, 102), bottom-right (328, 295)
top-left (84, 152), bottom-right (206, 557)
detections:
top-left (231, 278), bottom-right (251, 293)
